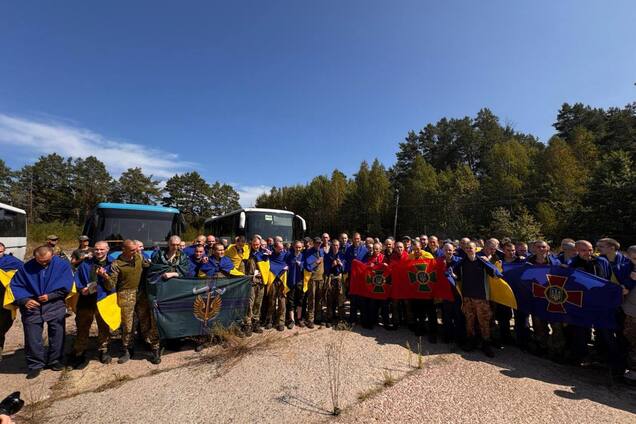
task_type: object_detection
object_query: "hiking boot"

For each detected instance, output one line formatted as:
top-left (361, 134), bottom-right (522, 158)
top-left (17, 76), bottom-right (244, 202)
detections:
top-left (296, 320), bottom-right (305, 328)
top-left (286, 321), bottom-right (295, 330)
top-left (306, 321), bottom-right (315, 329)
top-left (265, 323), bottom-right (273, 330)
top-left (276, 324), bottom-right (285, 332)
top-left (252, 324), bottom-right (263, 334)
top-left (482, 342), bottom-right (495, 358)
top-left (243, 325), bottom-right (253, 337)
top-left (118, 349), bottom-right (131, 364)
top-left (99, 351), bottom-right (112, 364)
top-left (150, 348), bottom-right (161, 365)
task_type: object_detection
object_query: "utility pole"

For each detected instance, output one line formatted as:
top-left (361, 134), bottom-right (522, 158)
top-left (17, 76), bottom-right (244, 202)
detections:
top-left (393, 188), bottom-right (399, 239)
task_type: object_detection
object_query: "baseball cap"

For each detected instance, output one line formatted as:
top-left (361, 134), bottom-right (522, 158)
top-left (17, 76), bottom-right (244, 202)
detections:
top-left (47, 235), bottom-right (59, 241)
top-left (78, 235), bottom-right (89, 241)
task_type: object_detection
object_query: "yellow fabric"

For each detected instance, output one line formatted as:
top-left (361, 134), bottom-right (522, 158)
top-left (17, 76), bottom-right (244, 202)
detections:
top-left (303, 270), bottom-right (312, 293)
top-left (1, 269), bottom-right (17, 318)
top-left (229, 268), bottom-right (245, 276)
top-left (270, 271), bottom-right (289, 295)
top-left (256, 260), bottom-right (272, 285)
top-left (408, 251), bottom-right (434, 260)
top-left (97, 292), bottom-right (122, 331)
top-left (487, 261), bottom-right (517, 309)
top-left (65, 282), bottom-right (79, 312)
top-left (226, 244), bottom-right (251, 270)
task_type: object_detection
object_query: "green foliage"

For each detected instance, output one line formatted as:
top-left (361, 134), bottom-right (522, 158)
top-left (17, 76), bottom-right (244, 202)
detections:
top-left (27, 221), bottom-right (82, 247)
top-left (162, 171), bottom-right (240, 226)
top-left (111, 167), bottom-right (161, 204)
top-left (0, 159), bottom-right (13, 204)
top-left (488, 207), bottom-right (543, 242)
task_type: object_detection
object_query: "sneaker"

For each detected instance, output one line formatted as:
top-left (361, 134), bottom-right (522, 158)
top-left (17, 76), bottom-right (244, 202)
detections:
top-left (286, 321), bottom-right (295, 330)
top-left (149, 348), bottom-right (161, 365)
top-left (276, 325), bottom-right (285, 332)
top-left (26, 368), bottom-right (41, 379)
top-left (306, 321), bottom-right (315, 329)
top-left (482, 343), bottom-right (495, 358)
top-left (49, 361), bottom-right (65, 371)
top-left (99, 352), bottom-right (112, 364)
top-left (118, 349), bottom-right (131, 364)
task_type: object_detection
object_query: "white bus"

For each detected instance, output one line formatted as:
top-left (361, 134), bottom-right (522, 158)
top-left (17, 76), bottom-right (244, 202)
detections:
top-left (0, 202), bottom-right (27, 260)
top-left (204, 208), bottom-right (306, 243)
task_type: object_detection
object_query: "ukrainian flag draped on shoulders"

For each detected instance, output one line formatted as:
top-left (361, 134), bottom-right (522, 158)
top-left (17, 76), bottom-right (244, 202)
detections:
top-left (252, 249), bottom-right (272, 285)
top-left (1, 255), bottom-right (24, 318)
top-left (269, 249), bottom-right (289, 294)
top-left (75, 257), bottom-right (121, 331)
top-left (226, 243), bottom-right (250, 271)
top-left (5, 256), bottom-right (74, 313)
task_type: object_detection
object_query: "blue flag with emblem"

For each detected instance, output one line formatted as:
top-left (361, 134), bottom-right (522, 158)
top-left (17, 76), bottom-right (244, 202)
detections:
top-left (503, 263), bottom-right (622, 329)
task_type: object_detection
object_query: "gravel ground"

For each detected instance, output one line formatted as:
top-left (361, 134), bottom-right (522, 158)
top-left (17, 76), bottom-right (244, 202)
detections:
top-left (3, 318), bottom-right (636, 423)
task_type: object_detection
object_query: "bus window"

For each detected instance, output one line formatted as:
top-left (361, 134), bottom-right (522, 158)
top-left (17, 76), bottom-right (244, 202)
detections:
top-left (246, 212), bottom-right (293, 242)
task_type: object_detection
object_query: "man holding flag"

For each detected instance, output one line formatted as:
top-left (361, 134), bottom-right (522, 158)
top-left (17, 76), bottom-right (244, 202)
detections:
top-left (67, 241), bottom-right (116, 369)
top-left (449, 241), bottom-right (501, 357)
top-left (8, 246), bottom-right (73, 379)
top-left (0, 243), bottom-right (23, 362)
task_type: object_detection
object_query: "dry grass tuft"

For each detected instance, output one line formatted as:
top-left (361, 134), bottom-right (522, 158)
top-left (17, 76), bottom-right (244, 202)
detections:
top-left (357, 386), bottom-right (383, 401)
top-left (382, 370), bottom-right (395, 387)
top-left (93, 373), bottom-right (133, 393)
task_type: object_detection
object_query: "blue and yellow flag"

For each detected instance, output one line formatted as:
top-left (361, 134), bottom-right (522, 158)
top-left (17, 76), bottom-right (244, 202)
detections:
top-left (504, 264), bottom-right (622, 329)
top-left (75, 259), bottom-right (120, 331)
top-left (1, 269), bottom-right (18, 318)
top-left (484, 259), bottom-right (517, 309)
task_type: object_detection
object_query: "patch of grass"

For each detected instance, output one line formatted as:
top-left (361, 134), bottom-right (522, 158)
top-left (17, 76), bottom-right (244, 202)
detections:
top-left (382, 370), bottom-right (395, 387)
top-left (334, 321), bottom-right (352, 331)
top-left (357, 386), bottom-right (383, 401)
top-left (405, 340), bottom-right (412, 368)
top-left (93, 373), bottom-right (133, 393)
top-left (417, 336), bottom-right (424, 369)
top-left (198, 322), bottom-right (282, 376)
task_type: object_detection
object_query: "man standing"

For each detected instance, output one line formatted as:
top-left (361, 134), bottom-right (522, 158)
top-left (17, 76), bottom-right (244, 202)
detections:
top-left (187, 245), bottom-right (209, 278)
top-left (205, 235), bottom-right (216, 256)
top-left (303, 237), bottom-right (325, 328)
top-left (68, 241), bottom-right (113, 368)
top-left (324, 239), bottom-right (346, 326)
top-left (202, 243), bottom-right (240, 277)
top-left (344, 233), bottom-right (368, 323)
top-left (46, 235), bottom-right (69, 261)
top-left (245, 237), bottom-right (267, 333)
top-left (226, 236), bottom-right (250, 274)
top-left (286, 240), bottom-right (304, 329)
top-left (449, 242), bottom-right (499, 357)
top-left (70, 236), bottom-right (93, 269)
top-left (267, 241), bottom-right (288, 331)
top-left (408, 240), bottom-right (436, 338)
top-left (101, 240), bottom-right (153, 364)
top-left (9, 246), bottom-right (73, 378)
top-left (0, 243), bottom-right (23, 362)
top-left (439, 242), bottom-right (464, 345)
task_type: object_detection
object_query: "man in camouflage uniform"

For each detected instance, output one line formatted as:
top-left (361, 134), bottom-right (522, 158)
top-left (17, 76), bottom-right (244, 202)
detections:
top-left (244, 236), bottom-right (266, 334)
top-left (46, 235), bottom-right (70, 261)
top-left (68, 241), bottom-right (112, 369)
top-left (70, 235), bottom-right (93, 270)
top-left (100, 239), bottom-right (156, 364)
top-left (324, 239), bottom-right (346, 326)
top-left (266, 241), bottom-right (287, 331)
top-left (302, 237), bottom-right (324, 328)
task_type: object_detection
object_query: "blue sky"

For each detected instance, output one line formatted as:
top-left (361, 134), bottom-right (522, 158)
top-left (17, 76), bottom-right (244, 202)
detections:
top-left (1, 1), bottom-right (635, 206)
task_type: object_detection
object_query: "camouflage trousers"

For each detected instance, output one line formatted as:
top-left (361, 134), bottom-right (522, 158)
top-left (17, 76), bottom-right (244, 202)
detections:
top-left (245, 282), bottom-right (265, 327)
top-left (462, 297), bottom-right (492, 340)
top-left (325, 275), bottom-right (345, 322)
top-left (303, 279), bottom-right (316, 323)
top-left (73, 295), bottom-right (110, 355)
top-left (624, 315), bottom-right (636, 368)
top-left (266, 280), bottom-right (286, 327)
top-left (532, 316), bottom-right (566, 354)
top-left (118, 289), bottom-right (159, 350)
top-left (313, 279), bottom-right (327, 323)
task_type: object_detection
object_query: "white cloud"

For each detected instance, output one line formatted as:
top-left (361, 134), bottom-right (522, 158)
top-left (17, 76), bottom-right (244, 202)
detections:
top-left (235, 184), bottom-right (272, 208)
top-left (0, 113), bottom-right (195, 179)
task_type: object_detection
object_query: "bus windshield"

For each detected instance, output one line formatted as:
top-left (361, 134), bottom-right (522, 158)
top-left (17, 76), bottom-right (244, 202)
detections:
top-left (96, 209), bottom-right (176, 249)
top-left (246, 212), bottom-right (293, 241)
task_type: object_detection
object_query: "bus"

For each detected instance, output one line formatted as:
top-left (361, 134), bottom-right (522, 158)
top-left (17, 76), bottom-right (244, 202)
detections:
top-left (0, 202), bottom-right (27, 260)
top-left (204, 208), bottom-right (306, 243)
top-left (82, 203), bottom-right (185, 259)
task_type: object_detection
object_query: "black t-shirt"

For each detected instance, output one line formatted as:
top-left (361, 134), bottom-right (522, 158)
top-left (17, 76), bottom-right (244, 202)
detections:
top-left (459, 259), bottom-right (486, 299)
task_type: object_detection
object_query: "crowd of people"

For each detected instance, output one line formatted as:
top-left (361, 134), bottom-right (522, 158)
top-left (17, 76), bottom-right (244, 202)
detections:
top-left (0, 232), bottom-right (635, 385)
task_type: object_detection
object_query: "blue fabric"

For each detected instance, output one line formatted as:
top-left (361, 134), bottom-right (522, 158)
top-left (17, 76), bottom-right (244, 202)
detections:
top-left (503, 263), bottom-right (622, 329)
top-left (201, 256), bottom-right (235, 276)
top-left (568, 256), bottom-right (611, 280)
top-left (187, 253), bottom-right (208, 278)
top-left (303, 247), bottom-right (324, 272)
top-left (601, 252), bottom-right (633, 284)
top-left (344, 244), bottom-right (368, 272)
top-left (269, 250), bottom-right (288, 277)
top-left (286, 251), bottom-right (304, 288)
top-left (324, 250), bottom-right (346, 275)
top-left (0, 254), bottom-right (23, 271)
top-left (10, 256), bottom-right (73, 301)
